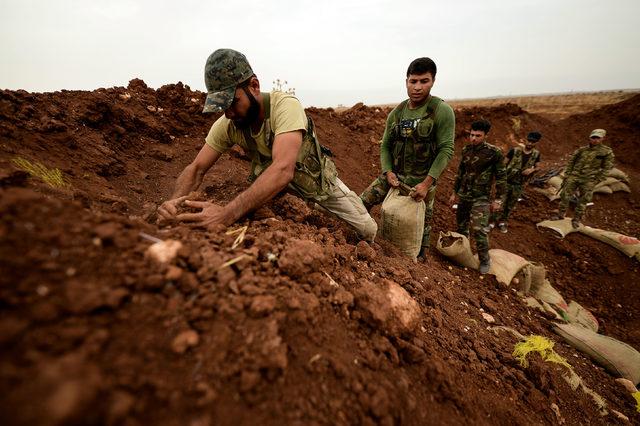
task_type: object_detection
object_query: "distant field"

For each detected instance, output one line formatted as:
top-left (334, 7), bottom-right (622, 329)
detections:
top-left (447, 89), bottom-right (640, 121)
top-left (358, 90), bottom-right (639, 121)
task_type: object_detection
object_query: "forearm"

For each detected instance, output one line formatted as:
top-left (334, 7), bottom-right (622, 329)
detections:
top-left (421, 175), bottom-right (435, 188)
top-left (222, 165), bottom-right (292, 224)
top-left (171, 164), bottom-right (205, 198)
top-left (428, 149), bottom-right (453, 180)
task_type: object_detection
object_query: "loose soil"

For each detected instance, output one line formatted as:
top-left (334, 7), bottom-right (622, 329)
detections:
top-left (1, 80), bottom-right (639, 425)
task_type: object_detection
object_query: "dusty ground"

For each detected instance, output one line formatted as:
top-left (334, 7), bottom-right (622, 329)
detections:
top-left (1, 81), bottom-right (639, 425)
top-left (448, 89), bottom-right (640, 121)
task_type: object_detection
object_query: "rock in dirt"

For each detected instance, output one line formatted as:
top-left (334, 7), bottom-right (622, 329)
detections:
top-left (249, 295), bottom-right (277, 316)
top-left (355, 240), bottom-right (376, 261)
top-left (171, 329), bottom-right (199, 354)
top-left (145, 239), bottom-right (183, 265)
top-left (278, 238), bottom-right (328, 278)
top-left (354, 279), bottom-right (421, 337)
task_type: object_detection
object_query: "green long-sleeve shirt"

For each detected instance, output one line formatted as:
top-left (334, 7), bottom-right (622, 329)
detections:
top-left (380, 96), bottom-right (455, 181)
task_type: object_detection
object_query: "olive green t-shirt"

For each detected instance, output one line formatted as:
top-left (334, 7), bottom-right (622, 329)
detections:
top-left (380, 97), bottom-right (455, 180)
top-left (205, 91), bottom-right (307, 159)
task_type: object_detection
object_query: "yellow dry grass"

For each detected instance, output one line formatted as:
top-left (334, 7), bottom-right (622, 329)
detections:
top-left (11, 157), bottom-right (67, 188)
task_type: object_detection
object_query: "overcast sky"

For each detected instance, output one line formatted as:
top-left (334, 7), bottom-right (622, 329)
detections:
top-left (1, 0), bottom-right (639, 107)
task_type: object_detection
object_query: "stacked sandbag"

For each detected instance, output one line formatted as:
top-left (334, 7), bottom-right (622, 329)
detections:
top-left (554, 323), bottom-right (640, 385)
top-left (533, 166), bottom-right (631, 200)
top-left (579, 226), bottom-right (640, 261)
top-left (436, 229), bottom-right (640, 388)
top-left (435, 231), bottom-right (479, 269)
top-left (380, 188), bottom-right (425, 260)
top-left (537, 219), bottom-right (640, 261)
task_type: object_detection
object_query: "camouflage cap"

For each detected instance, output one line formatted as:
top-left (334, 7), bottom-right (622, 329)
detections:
top-left (203, 49), bottom-right (254, 113)
top-left (589, 128), bottom-right (606, 138)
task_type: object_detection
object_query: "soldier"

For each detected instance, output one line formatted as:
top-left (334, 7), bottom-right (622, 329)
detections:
top-left (448, 119), bottom-right (506, 274)
top-left (552, 128), bottom-right (614, 228)
top-left (157, 49), bottom-right (377, 241)
top-left (360, 57), bottom-right (455, 259)
top-left (493, 131), bottom-right (542, 233)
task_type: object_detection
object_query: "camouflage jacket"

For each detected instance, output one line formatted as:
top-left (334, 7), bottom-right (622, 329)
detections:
top-left (505, 147), bottom-right (540, 184)
top-left (565, 143), bottom-right (614, 183)
top-left (454, 141), bottom-right (507, 201)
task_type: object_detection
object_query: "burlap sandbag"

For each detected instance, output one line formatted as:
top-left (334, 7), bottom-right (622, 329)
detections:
top-left (594, 177), bottom-right (619, 189)
top-left (435, 231), bottom-right (479, 269)
top-left (536, 218), bottom-right (580, 238)
top-left (578, 226), bottom-right (640, 258)
top-left (607, 167), bottom-right (629, 183)
top-left (532, 279), bottom-right (569, 315)
top-left (528, 262), bottom-right (547, 293)
top-left (487, 249), bottom-right (530, 286)
top-left (609, 181), bottom-right (631, 193)
top-left (532, 186), bottom-right (560, 201)
top-left (565, 301), bottom-right (599, 332)
top-left (381, 188), bottom-right (425, 259)
top-left (547, 175), bottom-right (564, 189)
top-left (554, 323), bottom-right (640, 385)
top-left (593, 185), bottom-right (613, 194)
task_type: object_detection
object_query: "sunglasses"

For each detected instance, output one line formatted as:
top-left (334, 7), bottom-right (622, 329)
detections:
top-left (590, 136), bottom-right (602, 140)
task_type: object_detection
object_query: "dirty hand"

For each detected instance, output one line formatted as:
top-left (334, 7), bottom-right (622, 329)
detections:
top-left (386, 171), bottom-right (400, 188)
top-left (522, 167), bottom-right (535, 176)
top-left (448, 194), bottom-right (458, 206)
top-left (490, 200), bottom-right (502, 212)
top-left (175, 200), bottom-right (232, 228)
top-left (411, 182), bottom-right (429, 202)
top-left (157, 195), bottom-right (190, 220)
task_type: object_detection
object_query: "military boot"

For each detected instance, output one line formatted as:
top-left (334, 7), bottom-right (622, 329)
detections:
top-left (550, 209), bottom-right (564, 221)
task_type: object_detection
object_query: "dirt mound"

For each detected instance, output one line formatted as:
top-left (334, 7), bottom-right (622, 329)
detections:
top-left (559, 93), bottom-right (640, 167)
top-left (1, 85), bottom-right (639, 424)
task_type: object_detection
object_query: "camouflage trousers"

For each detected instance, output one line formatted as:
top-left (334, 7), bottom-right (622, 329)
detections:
top-left (456, 199), bottom-right (491, 263)
top-left (360, 174), bottom-right (437, 248)
top-left (558, 177), bottom-right (595, 220)
top-left (493, 183), bottom-right (523, 223)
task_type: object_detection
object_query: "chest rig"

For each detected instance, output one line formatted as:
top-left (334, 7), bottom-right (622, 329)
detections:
top-left (506, 147), bottom-right (540, 182)
top-left (240, 93), bottom-right (337, 201)
top-left (389, 96), bottom-right (442, 182)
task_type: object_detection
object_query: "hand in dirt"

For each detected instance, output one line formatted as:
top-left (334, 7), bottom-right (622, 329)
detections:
top-left (157, 195), bottom-right (190, 221)
top-left (411, 182), bottom-right (430, 202)
top-left (448, 194), bottom-right (458, 206)
top-left (522, 167), bottom-right (535, 176)
top-left (175, 200), bottom-right (232, 228)
top-left (386, 171), bottom-right (400, 188)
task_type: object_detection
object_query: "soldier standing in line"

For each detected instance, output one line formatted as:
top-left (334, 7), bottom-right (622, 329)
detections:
top-left (552, 128), bottom-right (614, 228)
top-left (360, 57), bottom-right (456, 259)
top-left (493, 131), bottom-right (542, 233)
top-left (449, 119), bottom-right (506, 274)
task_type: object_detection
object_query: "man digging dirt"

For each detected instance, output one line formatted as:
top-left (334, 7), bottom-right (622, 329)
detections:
top-left (360, 57), bottom-right (455, 259)
top-left (552, 128), bottom-right (614, 229)
top-left (449, 119), bottom-right (507, 274)
top-left (157, 49), bottom-right (377, 241)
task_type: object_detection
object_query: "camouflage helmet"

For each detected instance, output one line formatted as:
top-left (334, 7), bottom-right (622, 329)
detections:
top-left (202, 49), bottom-right (254, 113)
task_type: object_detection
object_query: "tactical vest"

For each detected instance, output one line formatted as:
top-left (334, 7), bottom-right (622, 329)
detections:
top-left (389, 96), bottom-right (442, 185)
top-left (241, 93), bottom-right (338, 202)
top-left (506, 147), bottom-right (540, 183)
